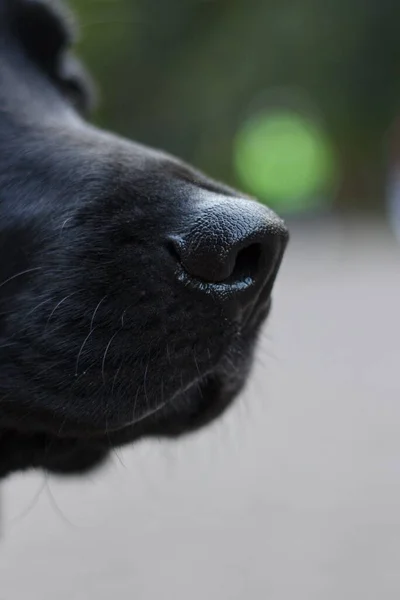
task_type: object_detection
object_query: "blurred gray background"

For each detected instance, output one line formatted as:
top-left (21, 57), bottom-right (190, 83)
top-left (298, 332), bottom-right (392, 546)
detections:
top-left (2, 0), bottom-right (400, 598)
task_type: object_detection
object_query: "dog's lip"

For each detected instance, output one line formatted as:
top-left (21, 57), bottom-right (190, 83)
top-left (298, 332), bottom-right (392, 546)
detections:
top-left (123, 402), bottom-right (167, 428)
top-left (125, 371), bottom-right (213, 428)
top-left (104, 370), bottom-right (212, 432)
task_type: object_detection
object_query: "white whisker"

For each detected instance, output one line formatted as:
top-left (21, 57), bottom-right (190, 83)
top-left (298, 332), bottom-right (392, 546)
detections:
top-left (60, 217), bottom-right (73, 235)
top-left (45, 292), bottom-right (76, 329)
top-left (131, 386), bottom-right (141, 423)
top-left (90, 295), bottom-right (108, 330)
top-left (111, 361), bottom-right (123, 398)
top-left (0, 267), bottom-right (42, 290)
top-left (25, 297), bottom-right (52, 318)
top-left (75, 327), bottom-right (98, 376)
top-left (143, 360), bottom-right (150, 408)
top-left (101, 328), bottom-right (122, 384)
top-left (193, 348), bottom-right (202, 378)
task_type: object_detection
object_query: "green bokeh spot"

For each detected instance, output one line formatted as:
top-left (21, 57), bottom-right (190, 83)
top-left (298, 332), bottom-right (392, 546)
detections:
top-left (234, 110), bottom-right (336, 212)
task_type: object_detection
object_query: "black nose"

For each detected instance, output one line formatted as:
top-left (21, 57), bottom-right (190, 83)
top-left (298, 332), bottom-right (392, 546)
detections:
top-left (171, 196), bottom-right (288, 304)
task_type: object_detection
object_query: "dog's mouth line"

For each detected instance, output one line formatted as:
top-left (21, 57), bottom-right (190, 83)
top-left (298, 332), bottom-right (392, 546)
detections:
top-left (116, 370), bottom-right (215, 430)
top-left (0, 347), bottom-right (233, 435)
top-left (123, 402), bottom-right (167, 428)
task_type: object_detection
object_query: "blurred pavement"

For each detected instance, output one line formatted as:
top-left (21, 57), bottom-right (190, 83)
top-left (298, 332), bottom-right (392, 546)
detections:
top-left (1, 217), bottom-right (400, 600)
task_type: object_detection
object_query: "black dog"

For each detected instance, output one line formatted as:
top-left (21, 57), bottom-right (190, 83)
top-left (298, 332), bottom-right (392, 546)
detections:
top-left (0, 0), bottom-right (288, 478)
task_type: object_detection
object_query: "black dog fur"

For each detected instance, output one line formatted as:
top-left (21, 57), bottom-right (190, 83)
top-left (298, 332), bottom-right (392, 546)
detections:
top-left (0, 0), bottom-right (287, 478)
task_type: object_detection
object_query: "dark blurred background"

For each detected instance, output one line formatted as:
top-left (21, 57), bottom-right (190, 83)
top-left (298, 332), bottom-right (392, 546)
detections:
top-left (71, 0), bottom-right (400, 223)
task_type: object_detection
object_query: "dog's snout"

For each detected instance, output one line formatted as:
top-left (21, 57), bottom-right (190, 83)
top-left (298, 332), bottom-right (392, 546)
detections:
top-left (171, 196), bottom-right (288, 302)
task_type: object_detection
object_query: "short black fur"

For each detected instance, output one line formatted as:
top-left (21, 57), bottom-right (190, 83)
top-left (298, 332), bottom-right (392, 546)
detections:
top-left (0, 0), bottom-right (287, 478)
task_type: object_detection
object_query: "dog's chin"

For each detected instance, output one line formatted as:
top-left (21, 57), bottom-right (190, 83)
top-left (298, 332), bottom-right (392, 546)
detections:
top-left (0, 370), bottom-right (245, 478)
top-left (128, 367), bottom-right (250, 439)
top-left (0, 295), bottom-right (268, 479)
top-left (0, 336), bottom-right (255, 479)
top-left (0, 291), bottom-right (269, 479)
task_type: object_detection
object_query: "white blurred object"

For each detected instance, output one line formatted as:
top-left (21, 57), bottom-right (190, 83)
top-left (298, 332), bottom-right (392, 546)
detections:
top-left (388, 169), bottom-right (400, 241)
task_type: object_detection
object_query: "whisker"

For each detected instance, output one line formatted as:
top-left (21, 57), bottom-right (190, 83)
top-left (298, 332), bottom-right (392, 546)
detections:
top-left (45, 479), bottom-right (81, 529)
top-left (103, 408), bottom-right (125, 467)
top-left (0, 342), bottom-right (19, 350)
top-left (112, 447), bottom-right (126, 468)
top-left (90, 295), bottom-right (108, 330)
top-left (224, 355), bottom-right (237, 372)
top-left (41, 415), bottom-right (69, 460)
top-left (75, 326), bottom-right (98, 376)
top-left (193, 348), bottom-right (202, 378)
top-left (143, 360), bottom-right (150, 409)
top-left (60, 217), bottom-right (73, 235)
top-left (45, 292), bottom-right (76, 329)
top-left (101, 328), bottom-right (122, 385)
top-left (111, 361), bottom-right (123, 398)
top-left (196, 380), bottom-right (204, 400)
top-left (108, 422), bottom-right (126, 468)
top-left (257, 344), bottom-right (280, 362)
top-left (0, 267), bottom-right (42, 290)
top-left (25, 297), bottom-right (53, 319)
top-left (132, 385), bottom-right (141, 423)
top-left (75, 293), bottom-right (108, 376)
top-left (8, 477), bottom-right (47, 525)
top-left (32, 360), bottom-right (66, 382)
top-left (160, 377), bottom-right (164, 405)
top-left (72, 359), bottom-right (97, 386)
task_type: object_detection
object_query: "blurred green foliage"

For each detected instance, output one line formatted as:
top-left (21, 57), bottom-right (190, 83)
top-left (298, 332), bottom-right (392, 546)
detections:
top-left (234, 110), bottom-right (336, 211)
top-left (70, 0), bottom-right (400, 213)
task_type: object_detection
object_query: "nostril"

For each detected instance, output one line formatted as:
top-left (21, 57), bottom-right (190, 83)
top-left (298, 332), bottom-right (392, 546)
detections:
top-left (166, 238), bottom-right (181, 263)
top-left (229, 243), bottom-right (262, 284)
top-left (168, 196), bottom-right (288, 289)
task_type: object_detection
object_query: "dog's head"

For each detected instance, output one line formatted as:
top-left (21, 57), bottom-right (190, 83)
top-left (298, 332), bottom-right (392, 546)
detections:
top-left (0, 0), bottom-right (288, 477)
